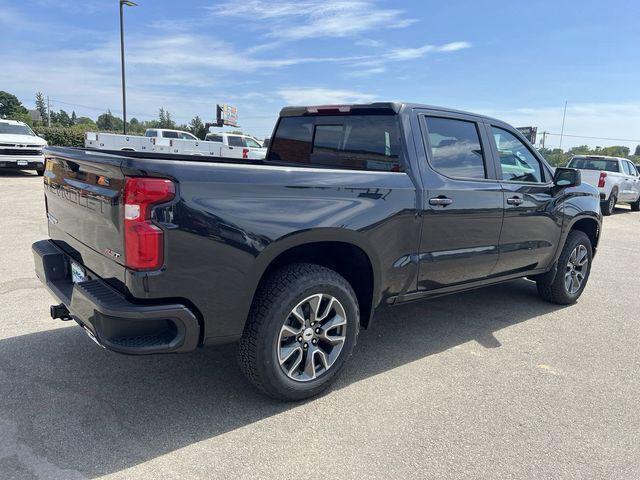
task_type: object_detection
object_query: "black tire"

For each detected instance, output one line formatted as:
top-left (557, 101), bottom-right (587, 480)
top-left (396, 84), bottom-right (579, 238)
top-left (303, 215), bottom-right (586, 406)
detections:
top-left (238, 263), bottom-right (359, 401)
top-left (536, 230), bottom-right (593, 305)
top-left (600, 192), bottom-right (616, 216)
top-left (631, 197), bottom-right (640, 212)
top-left (35, 167), bottom-right (44, 176)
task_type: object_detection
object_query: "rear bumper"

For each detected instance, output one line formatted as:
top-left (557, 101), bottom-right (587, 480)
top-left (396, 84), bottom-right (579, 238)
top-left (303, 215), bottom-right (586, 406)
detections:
top-left (32, 239), bottom-right (200, 355)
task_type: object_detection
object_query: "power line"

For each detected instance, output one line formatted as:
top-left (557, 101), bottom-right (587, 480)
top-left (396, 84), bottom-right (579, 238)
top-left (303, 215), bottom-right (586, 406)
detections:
top-left (543, 132), bottom-right (640, 144)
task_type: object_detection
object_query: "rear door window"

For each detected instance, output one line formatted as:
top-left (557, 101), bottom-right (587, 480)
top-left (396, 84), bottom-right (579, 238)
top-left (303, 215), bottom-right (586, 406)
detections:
top-left (422, 116), bottom-right (486, 179)
top-left (268, 115), bottom-right (403, 171)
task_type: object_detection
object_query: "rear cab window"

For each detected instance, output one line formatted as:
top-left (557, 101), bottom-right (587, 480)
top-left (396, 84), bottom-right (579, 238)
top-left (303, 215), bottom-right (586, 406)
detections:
top-left (162, 131), bottom-right (180, 139)
top-left (568, 157), bottom-right (620, 173)
top-left (144, 130), bottom-right (157, 138)
top-left (268, 115), bottom-right (404, 172)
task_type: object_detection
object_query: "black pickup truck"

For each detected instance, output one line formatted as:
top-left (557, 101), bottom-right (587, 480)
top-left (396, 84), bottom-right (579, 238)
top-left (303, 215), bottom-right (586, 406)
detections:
top-left (33, 102), bottom-right (601, 400)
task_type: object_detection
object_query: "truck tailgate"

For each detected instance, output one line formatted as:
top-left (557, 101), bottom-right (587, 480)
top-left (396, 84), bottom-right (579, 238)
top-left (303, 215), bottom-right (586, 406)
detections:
top-left (44, 148), bottom-right (127, 286)
top-left (576, 170), bottom-right (603, 189)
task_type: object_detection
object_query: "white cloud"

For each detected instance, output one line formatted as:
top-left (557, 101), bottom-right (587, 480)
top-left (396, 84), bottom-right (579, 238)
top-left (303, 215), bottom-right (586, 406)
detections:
top-left (386, 42), bottom-right (472, 61)
top-left (208, 0), bottom-right (417, 40)
top-left (277, 87), bottom-right (376, 105)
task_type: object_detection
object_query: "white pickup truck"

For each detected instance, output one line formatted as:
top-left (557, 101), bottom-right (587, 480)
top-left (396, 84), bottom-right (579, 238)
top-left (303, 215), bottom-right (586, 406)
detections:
top-left (0, 119), bottom-right (48, 175)
top-left (84, 129), bottom-right (267, 160)
top-left (567, 155), bottom-right (640, 215)
top-left (204, 132), bottom-right (267, 159)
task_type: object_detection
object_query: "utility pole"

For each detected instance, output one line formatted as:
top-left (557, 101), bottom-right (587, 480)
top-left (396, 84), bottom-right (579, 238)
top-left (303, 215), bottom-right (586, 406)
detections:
top-left (559, 101), bottom-right (568, 151)
top-left (119, 0), bottom-right (137, 135)
top-left (47, 95), bottom-right (51, 127)
top-left (540, 131), bottom-right (547, 149)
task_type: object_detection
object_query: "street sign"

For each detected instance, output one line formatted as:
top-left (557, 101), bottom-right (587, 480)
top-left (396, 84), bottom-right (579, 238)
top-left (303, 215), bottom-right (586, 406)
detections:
top-left (217, 104), bottom-right (238, 127)
top-left (517, 126), bottom-right (538, 145)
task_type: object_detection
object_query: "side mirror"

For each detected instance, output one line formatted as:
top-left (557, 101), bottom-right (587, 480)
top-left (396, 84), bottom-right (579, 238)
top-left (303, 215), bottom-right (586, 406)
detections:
top-left (553, 167), bottom-right (581, 188)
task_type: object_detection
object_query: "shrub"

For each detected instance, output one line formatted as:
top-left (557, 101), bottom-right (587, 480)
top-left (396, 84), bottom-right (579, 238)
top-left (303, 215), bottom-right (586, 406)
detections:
top-left (34, 126), bottom-right (91, 147)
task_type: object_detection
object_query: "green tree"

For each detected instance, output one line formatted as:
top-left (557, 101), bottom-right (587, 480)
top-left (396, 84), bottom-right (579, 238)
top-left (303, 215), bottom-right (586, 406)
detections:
top-left (56, 110), bottom-right (72, 127)
top-left (96, 110), bottom-right (123, 131)
top-left (0, 91), bottom-right (28, 117)
top-left (157, 108), bottom-right (176, 129)
top-left (71, 111), bottom-right (77, 125)
top-left (600, 146), bottom-right (629, 158)
top-left (35, 92), bottom-right (47, 123)
top-left (634, 145), bottom-right (640, 156)
top-left (189, 115), bottom-right (207, 139)
top-left (76, 116), bottom-right (96, 127)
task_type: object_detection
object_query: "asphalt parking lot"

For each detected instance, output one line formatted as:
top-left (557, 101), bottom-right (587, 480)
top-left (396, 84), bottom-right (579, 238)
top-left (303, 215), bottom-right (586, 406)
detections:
top-left (1, 170), bottom-right (639, 480)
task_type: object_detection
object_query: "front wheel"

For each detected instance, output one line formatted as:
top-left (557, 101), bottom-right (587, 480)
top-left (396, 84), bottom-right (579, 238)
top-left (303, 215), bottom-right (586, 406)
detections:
top-left (238, 263), bottom-right (359, 401)
top-left (536, 230), bottom-right (593, 305)
top-left (630, 197), bottom-right (640, 212)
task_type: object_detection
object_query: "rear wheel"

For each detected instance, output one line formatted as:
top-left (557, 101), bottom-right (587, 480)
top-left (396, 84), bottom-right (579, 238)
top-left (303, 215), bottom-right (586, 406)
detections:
top-left (601, 192), bottom-right (616, 216)
top-left (536, 230), bottom-right (592, 305)
top-left (35, 165), bottom-right (44, 176)
top-left (238, 263), bottom-right (359, 401)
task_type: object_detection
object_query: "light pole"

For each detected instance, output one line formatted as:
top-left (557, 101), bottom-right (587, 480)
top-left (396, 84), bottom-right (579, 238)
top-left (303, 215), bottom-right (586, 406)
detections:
top-left (119, 0), bottom-right (137, 135)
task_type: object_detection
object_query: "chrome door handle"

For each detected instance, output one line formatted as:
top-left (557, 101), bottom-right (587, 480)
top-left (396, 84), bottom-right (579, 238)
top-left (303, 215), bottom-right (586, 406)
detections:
top-left (429, 197), bottom-right (453, 206)
top-left (507, 196), bottom-right (523, 205)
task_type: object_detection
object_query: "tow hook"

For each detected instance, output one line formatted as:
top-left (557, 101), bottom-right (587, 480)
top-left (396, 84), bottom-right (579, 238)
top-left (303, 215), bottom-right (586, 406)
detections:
top-left (50, 303), bottom-right (72, 321)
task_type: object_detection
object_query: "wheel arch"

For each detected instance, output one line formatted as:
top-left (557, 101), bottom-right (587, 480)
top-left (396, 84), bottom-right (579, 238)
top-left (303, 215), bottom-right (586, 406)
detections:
top-left (567, 215), bottom-right (600, 255)
top-left (247, 229), bottom-right (381, 330)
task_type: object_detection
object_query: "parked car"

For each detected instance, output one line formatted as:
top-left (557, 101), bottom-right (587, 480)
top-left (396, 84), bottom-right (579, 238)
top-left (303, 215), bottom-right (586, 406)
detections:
top-left (566, 155), bottom-right (640, 214)
top-left (33, 102), bottom-right (601, 400)
top-left (85, 129), bottom-right (200, 154)
top-left (0, 119), bottom-right (47, 175)
top-left (204, 132), bottom-right (267, 159)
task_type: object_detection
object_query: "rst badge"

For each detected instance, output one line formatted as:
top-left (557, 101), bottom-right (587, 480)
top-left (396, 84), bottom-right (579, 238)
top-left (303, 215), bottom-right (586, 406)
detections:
top-left (104, 248), bottom-right (121, 259)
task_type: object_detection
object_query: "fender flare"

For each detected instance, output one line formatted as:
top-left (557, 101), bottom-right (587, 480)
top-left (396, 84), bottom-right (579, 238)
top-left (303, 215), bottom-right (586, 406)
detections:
top-left (244, 228), bottom-right (383, 319)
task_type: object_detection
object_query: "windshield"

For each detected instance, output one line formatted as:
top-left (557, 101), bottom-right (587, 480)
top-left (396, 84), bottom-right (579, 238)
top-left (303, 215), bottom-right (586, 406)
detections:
top-left (0, 122), bottom-right (36, 136)
top-left (568, 158), bottom-right (620, 172)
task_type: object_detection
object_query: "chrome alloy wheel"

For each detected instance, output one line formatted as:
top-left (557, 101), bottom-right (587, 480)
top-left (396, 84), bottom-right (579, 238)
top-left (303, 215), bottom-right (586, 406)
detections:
top-left (565, 244), bottom-right (588, 294)
top-left (277, 293), bottom-right (347, 382)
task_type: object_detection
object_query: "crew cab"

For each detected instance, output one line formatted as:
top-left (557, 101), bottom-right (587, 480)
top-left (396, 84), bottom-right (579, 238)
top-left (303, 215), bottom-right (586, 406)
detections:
top-left (567, 155), bottom-right (640, 214)
top-left (33, 103), bottom-right (601, 400)
top-left (0, 119), bottom-right (47, 175)
top-left (204, 132), bottom-right (267, 159)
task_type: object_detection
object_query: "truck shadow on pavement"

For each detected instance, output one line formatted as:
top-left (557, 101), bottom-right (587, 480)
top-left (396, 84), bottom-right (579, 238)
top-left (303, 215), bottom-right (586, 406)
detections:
top-left (0, 279), bottom-right (568, 478)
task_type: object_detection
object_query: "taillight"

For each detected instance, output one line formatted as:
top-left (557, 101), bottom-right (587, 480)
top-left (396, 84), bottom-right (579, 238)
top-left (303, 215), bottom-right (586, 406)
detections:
top-left (124, 177), bottom-right (175, 271)
top-left (598, 172), bottom-right (607, 188)
top-left (242, 148), bottom-right (249, 159)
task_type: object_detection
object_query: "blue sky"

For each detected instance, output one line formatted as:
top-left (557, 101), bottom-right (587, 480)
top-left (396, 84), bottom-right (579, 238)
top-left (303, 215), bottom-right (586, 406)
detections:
top-left (1, 0), bottom-right (639, 149)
